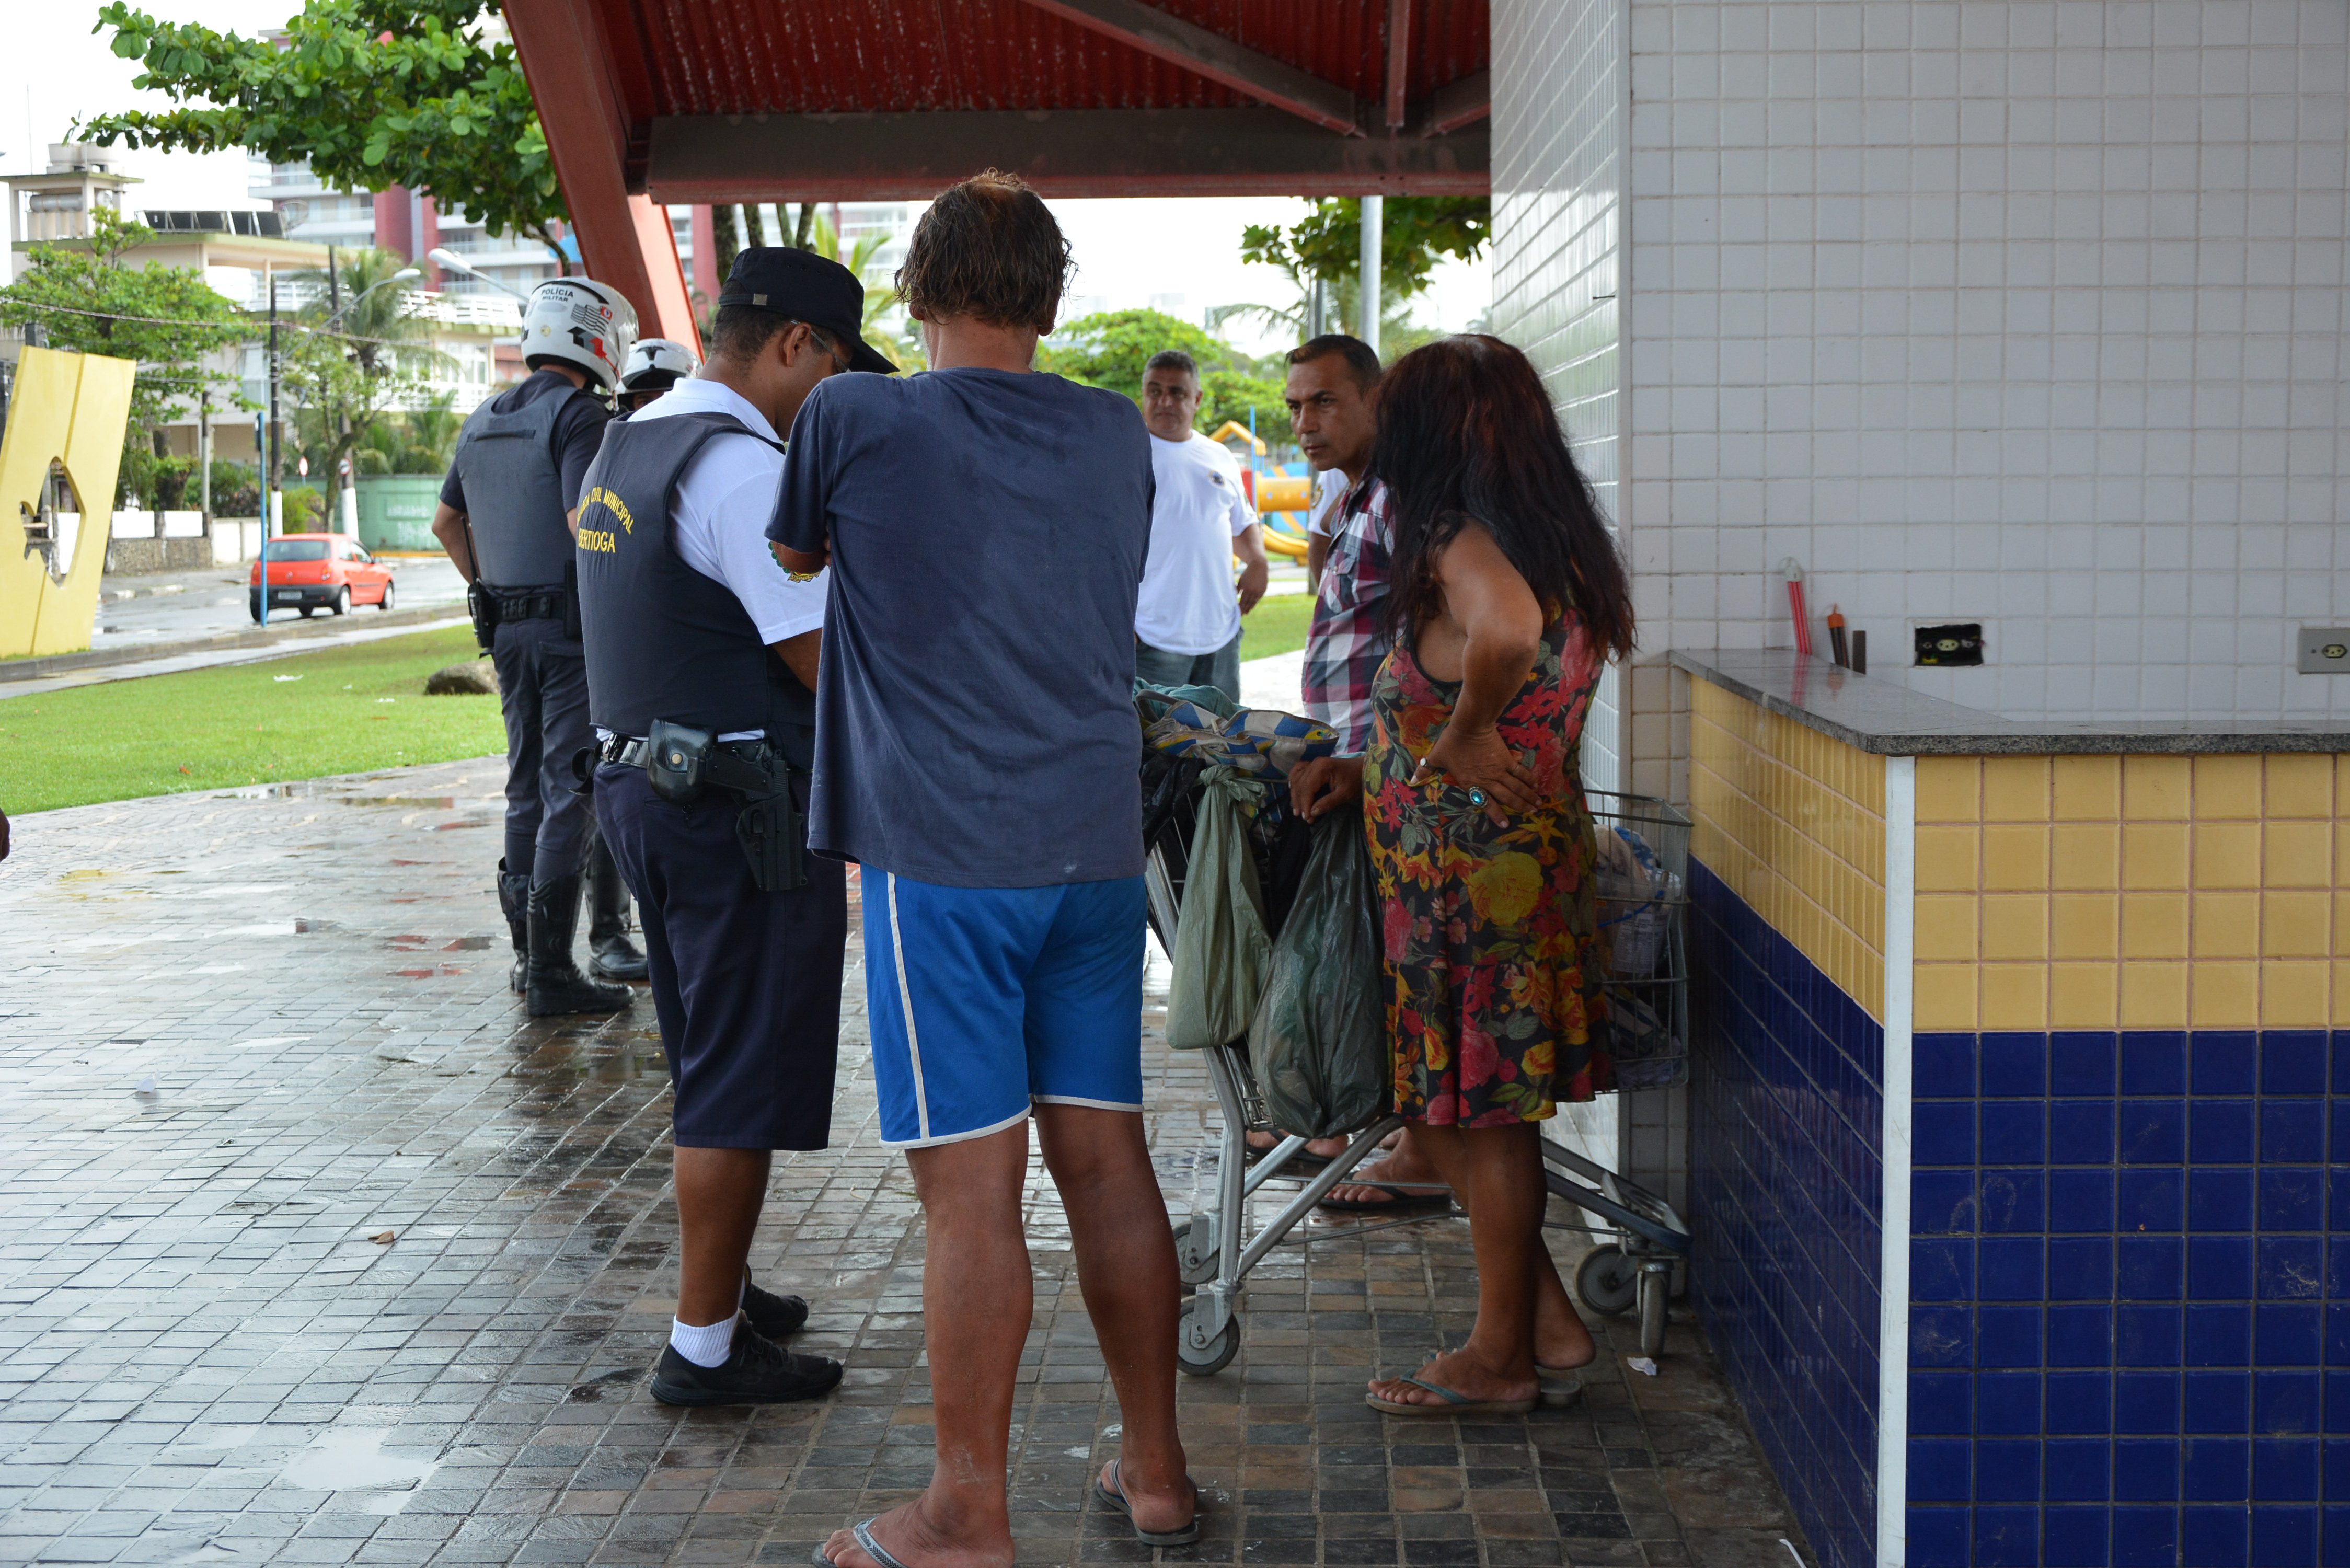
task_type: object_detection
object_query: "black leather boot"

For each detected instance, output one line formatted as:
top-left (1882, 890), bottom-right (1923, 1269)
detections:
top-left (525, 872), bottom-right (632, 1017)
top-left (497, 858), bottom-right (530, 995)
top-left (585, 835), bottom-right (649, 983)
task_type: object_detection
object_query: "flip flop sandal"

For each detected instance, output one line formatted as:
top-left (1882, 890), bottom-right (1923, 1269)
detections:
top-left (811, 1517), bottom-right (916, 1568)
top-left (1091, 1459), bottom-right (1202, 1547)
top-left (1366, 1375), bottom-right (1539, 1418)
top-left (1315, 1182), bottom-right (1454, 1214)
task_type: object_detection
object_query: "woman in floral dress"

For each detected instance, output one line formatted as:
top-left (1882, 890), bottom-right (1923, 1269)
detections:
top-left (1293, 334), bottom-right (1635, 1416)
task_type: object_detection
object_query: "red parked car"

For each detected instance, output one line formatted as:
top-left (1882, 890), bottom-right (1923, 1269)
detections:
top-left (248, 533), bottom-right (397, 621)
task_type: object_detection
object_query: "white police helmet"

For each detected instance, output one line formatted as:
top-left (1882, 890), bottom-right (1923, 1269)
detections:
top-left (519, 276), bottom-right (638, 390)
top-left (620, 336), bottom-right (699, 390)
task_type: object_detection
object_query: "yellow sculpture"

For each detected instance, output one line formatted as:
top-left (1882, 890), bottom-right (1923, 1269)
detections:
top-left (0, 345), bottom-right (135, 660)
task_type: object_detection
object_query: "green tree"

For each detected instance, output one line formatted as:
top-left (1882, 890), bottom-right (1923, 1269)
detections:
top-left (1242, 198), bottom-right (1489, 304)
top-left (1038, 309), bottom-right (1235, 402)
top-left (1196, 370), bottom-right (1289, 443)
top-left (0, 208), bottom-right (252, 503)
top-left (1219, 197), bottom-right (1489, 349)
top-left (79, 0), bottom-right (563, 258)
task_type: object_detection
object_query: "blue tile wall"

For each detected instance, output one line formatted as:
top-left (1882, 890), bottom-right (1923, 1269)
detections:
top-left (1689, 859), bottom-right (1885, 1568)
top-left (1905, 1027), bottom-right (2350, 1568)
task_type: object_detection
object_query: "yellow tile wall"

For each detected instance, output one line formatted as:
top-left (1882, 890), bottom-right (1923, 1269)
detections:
top-left (1910, 753), bottom-right (2347, 1032)
top-left (1689, 680), bottom-right (1887, 1021)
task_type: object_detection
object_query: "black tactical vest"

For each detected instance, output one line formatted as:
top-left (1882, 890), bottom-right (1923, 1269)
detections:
top-left (447, 375), bottom-right (602, 588)
top-left (574, 410), bottom-right (817, 766)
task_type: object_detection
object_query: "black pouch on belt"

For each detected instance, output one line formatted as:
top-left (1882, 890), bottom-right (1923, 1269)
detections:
top-left (645, 719), bottom-right (712, 804)
top-left (562, 559), bottom-right (583, 641)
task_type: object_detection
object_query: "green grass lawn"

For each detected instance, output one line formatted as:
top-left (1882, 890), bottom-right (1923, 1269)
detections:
top-left (2, 626), bottom-right (508, 814)
top-left (1239, 591), bottom-right (1314, 660)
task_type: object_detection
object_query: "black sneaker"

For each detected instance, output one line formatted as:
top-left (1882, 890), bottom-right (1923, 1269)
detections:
top-left (651, 1323), bottom-right (842, 1407)
top-left (744, 1279), bottom-right (810, 1339)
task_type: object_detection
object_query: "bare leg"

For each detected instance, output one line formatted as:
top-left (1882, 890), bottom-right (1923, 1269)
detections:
top-left (823, 1123), bottom-right (1029, 1568)
top-left (674, 1146), bottom-right (770, 1327)
top-left (1033, 1103), bottom-right (1195, 1536)
top-left (1368, 1121), bottom-right (1556, 1407)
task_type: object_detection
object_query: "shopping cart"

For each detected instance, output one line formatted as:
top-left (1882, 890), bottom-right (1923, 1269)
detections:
top-left (1141, 724), bottom-right (1695, 1373)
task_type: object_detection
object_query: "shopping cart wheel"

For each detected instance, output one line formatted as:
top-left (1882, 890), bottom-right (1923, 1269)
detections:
top-left (1173, 1218), bottom-right (1219, 1286)
top-left (1178, 1317), bottom-right (1240, 1377)
top-left (1575, 1245), bottom-right (1639, 1317)
top-left (1637, 1266), bottom-right (1669, 1357)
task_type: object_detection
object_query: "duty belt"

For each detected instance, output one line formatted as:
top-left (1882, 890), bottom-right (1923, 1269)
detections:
top-left (597, 733), bottom-right (784, 795)
top-left (490, 587), bottom-right (568, 621)
top-left (600, 729), bottom-right (803, 893)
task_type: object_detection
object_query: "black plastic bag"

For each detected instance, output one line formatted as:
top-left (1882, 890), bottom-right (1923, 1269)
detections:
top-left (1251, 812), bottom-right (1387, 1139)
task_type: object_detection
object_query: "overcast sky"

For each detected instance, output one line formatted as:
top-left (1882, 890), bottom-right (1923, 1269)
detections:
top-left (5, 2), bottom-right (1489, 359)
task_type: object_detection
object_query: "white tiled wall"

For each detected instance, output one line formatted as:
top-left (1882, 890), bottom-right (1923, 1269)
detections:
top-left (1496, 0), bottom-right (1692, 1213)
top-left (1620, 0), bottom-right (2349, 732)
top-left (1494, 0), bottom-right (1631, 797)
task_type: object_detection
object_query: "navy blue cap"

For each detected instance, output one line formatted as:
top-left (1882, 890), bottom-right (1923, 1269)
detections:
top-left (716, 246), bottom-right (896, 375)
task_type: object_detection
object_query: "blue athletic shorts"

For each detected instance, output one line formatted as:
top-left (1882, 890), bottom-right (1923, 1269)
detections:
top-left (865, 871), bottom-right (1147, 1148)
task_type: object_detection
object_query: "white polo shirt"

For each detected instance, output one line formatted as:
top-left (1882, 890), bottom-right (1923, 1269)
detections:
top-left (1136, 431), bottom-right (1256, 656)
top-left (626, 376), bottom-right (826, 644)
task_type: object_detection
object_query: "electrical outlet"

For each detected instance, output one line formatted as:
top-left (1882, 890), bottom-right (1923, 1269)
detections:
top-left (1913, 621), bottom-right (1987, 667)
top-left (2297, 628), bottom-right (2350, 675)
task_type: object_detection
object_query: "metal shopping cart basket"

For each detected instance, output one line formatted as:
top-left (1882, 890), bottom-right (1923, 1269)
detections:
top-left (1544, 789), bottom-right (1697, 1358)
top-left (1139, 700), bottom-right (1695, 1371)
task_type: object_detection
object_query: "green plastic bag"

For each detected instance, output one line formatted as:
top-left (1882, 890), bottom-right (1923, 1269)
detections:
top-left (1166, 767), bottom-right (1271, 1051)
top-left (1252, 812), bottom-right (1387, 1138)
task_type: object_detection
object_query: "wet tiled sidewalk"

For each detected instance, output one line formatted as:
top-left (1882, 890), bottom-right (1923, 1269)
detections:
top-left (0, 762), bottom-right (1807, 1567)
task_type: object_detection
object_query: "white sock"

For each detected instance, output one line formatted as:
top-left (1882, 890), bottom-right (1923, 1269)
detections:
top-left (669, 1312), bottom-right (739, 1368)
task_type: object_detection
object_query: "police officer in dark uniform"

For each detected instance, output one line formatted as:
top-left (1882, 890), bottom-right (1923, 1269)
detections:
top-left (431, 275), bottom-right (639, 1016)
top-left (577, 248), bottom-right (896, 1403)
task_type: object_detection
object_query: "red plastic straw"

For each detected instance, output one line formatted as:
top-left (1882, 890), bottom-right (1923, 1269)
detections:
top-left (1787, 578), bottom-right (1813, 656)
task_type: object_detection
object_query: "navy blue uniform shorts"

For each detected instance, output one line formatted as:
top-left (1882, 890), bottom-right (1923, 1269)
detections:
top-left (594, 763), bottom-right (846, 1150)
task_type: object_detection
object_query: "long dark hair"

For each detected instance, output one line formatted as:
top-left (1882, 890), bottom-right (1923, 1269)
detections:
top-left (1370, 335), bottom-right (1634, 659)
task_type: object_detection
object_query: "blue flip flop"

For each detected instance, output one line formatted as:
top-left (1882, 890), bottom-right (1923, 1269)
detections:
top-left (1091, 1458), bottom-right (1202, 1547)
top-left (811, 1518), bottom-right (915, 1568)
top-left (1365, 1375), bottom-right (1538, 1417)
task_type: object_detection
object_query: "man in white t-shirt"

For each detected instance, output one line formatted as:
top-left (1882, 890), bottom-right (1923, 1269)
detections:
top-left (1132, 349), bottom-right (1268, 702)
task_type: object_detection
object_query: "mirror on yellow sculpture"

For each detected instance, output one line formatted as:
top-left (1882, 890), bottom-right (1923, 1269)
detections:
top-left (20, 458), bottom-right (82, 586)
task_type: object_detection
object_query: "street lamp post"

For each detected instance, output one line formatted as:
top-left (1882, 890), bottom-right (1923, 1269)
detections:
top-left (427, 248), bottom-right (531, 302)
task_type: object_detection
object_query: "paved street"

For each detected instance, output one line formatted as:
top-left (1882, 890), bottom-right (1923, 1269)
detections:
top-left (87, 560), bottom-right (469, 650)
top-left (0, 761), bottom-right (1805, 1567)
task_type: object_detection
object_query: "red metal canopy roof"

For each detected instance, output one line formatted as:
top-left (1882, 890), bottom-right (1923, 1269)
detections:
top-left (503, 0), bottom-right (1489, 347)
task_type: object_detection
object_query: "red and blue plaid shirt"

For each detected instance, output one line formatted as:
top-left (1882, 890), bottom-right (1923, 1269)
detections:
top-left (1300, 479), bottom-right (1393, 754)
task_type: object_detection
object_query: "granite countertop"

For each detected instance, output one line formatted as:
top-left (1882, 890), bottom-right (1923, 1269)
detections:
top-left (1670, 649), bottom-right (2350, 755)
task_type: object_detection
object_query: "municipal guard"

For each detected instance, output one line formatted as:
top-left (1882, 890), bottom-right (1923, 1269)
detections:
top-left (577, 248), bottom-right (896, 1404)
top-left (431, 275), bottom-right (637, 1017)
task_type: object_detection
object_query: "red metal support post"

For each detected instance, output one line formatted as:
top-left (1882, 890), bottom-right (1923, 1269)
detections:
top-left (1385, 0), bottom-right (1413, 132)
top-left (502, 0), bottom-right (700, 354)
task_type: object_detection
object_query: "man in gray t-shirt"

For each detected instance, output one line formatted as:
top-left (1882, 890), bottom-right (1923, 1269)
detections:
top-left (770, 172), bottom-right (1197, 1568)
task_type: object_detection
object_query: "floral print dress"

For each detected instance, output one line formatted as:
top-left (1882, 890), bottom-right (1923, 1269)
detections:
top-left (1362, 614), bottom-right (1610, 1126)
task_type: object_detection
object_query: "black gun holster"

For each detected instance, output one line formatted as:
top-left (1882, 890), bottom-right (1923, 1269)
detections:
top-left (642, 719), bottom-right (805, 893)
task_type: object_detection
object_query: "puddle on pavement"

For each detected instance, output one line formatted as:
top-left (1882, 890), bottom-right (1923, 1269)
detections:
top-left (279, 1428), bottom-right (440, 1511)
top-left (591, 1043), bottom-right (662, 1082)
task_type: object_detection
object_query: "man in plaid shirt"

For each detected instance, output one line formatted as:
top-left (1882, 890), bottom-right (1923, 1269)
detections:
top-left (1285, 335), bottom-right (1391, 754)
